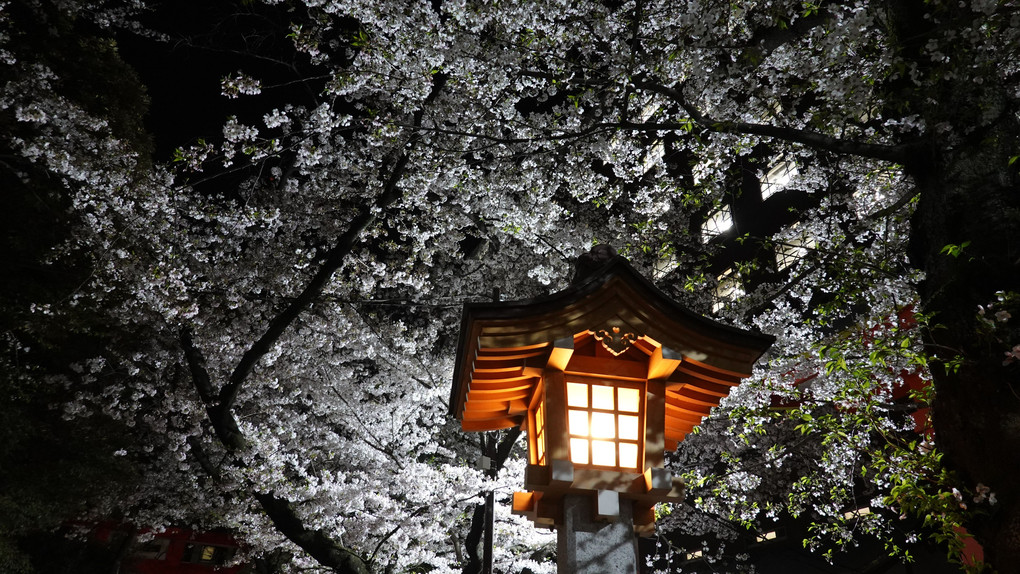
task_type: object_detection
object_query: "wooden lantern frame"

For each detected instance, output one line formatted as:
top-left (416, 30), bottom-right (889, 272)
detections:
top-left (449, 257), bottom-right (774, 533)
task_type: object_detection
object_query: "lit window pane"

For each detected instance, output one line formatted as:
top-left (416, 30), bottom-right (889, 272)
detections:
top-left (591, 412), bottom-right (615, 439)
top-left (702, 206), bottom-right (733, 242)
top-left (618, 388), bottom-right (640, 412)
top-left (592, 440), bottom-right (616, 466)
top-left (570, 438), bottom-right (589, 465)
top-left (619, 443), bottom-right (639, 468)
top-left (619, 415), bottom-right (640, 440)
top-left (568, 409), bottom-right (589, 436)
top-left (567, 382), bottom-right (588, 407)
top-left (592, 386), bottom-right (615, 410)
top-left (536, 424), bottom-right (545, 461)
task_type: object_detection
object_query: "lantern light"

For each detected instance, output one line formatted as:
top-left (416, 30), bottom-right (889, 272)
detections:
top-left (450, 255), bottom-right (773, 536)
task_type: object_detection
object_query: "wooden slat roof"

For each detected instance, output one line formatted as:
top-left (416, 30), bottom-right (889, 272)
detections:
top-left (449, 257), bottom-right (774, 437)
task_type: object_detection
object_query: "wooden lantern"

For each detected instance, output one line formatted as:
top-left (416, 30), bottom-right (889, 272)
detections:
top-left (449, 256), bottom-right (773, 534)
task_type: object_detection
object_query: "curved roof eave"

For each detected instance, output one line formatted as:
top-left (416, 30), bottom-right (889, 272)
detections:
top-left (449, 256), bottom-right (775, 415)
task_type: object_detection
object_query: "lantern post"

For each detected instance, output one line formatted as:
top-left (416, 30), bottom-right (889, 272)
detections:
top-left (450, 255), bottom-right (773, 573)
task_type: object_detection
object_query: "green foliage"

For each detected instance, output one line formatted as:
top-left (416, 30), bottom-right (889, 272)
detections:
top-left (939, 241), bottom-right (971, 259)
top-left (787, 308), bottom-right (991, 568)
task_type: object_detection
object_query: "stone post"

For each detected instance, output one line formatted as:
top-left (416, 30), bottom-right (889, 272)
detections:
top-left (557, 494), bottom-right (639, 573)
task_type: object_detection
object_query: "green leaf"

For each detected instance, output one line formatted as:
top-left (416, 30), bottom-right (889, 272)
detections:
top-left (939, 241), bottom-right (971, 258)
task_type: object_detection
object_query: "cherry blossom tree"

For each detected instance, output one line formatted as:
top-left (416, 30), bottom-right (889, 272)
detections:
top-left (3, 0), bottom-right (1019, 572)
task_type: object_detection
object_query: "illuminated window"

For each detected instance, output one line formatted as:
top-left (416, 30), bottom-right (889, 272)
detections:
top-left (701, 206), bottom-right (733, 242)
top-left (761, 161), bottom-right (798, 200)
top-left (652, 251), bottom-right (677, 280)
top-left (775, 241), bottom-right (807, 271)
top-left (566, 380), bottom-right (642, 469)
top-left (181, 543), bottom-right (234, 566)
top-left (755, 527), bottom-right (786, 543)
top-left (642, 140), bottom-right (665, 173)
top-left (775, 225), bottom-right (816, 271)
top-left (712, 268), bottom-right (744, 312)
top-left (843, 506), bottom-right (871, 520)
top-left (533, 401), bottom-right (547, 465)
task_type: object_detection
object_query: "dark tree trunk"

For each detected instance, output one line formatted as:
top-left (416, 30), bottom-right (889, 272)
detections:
top-left (462, 429), bottom-right (520, 574)
top-left (909, 74), bottom-right (1020, 571)
top-left (462, 501), bottom-right (487, 574)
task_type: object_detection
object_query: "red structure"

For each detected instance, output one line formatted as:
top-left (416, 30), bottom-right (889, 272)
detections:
top-left (89, 522), bottom-right (246, 573)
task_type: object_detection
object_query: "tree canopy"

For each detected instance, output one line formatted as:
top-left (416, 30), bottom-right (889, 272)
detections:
top-left (2, 0), bottom-right (1019, 572)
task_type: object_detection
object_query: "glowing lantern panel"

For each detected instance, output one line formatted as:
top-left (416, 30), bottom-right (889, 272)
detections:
top-left (566, 380), bottom-right (642, 469)
top-left (533, 402), bottom-right (547, 465)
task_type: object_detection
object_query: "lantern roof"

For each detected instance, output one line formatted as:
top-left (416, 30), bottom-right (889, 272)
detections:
top-left (449, 256), bottom-right (775, 438)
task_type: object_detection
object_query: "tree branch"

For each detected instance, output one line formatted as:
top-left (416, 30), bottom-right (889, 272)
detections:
top-left (738, 6), bottom-right (835, 67)
top-left (255, 493), bottom-right (371, 574)
top-left (181, 327), bottom-right (247, 450)
top-left (180, 330), bottom-right (371, 574)
top-left (740, 187), bottom-right (919, 320)
top-left (181, 327), bottom-right (215, 404)
top-left (492, 428), bottom-right (522, 476)
top-left (462, 428), bottom-right (521, 574)
top-left (218, 134), bottom-right (413, 412)
top-left (177, 78), bottom-right (447, 573)
top-left (216, 70), bottom-right (450, 412)
top-left (368, 505), bottom-right (430, 566)
top-left (632, 81), bottom-right (923, 164)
